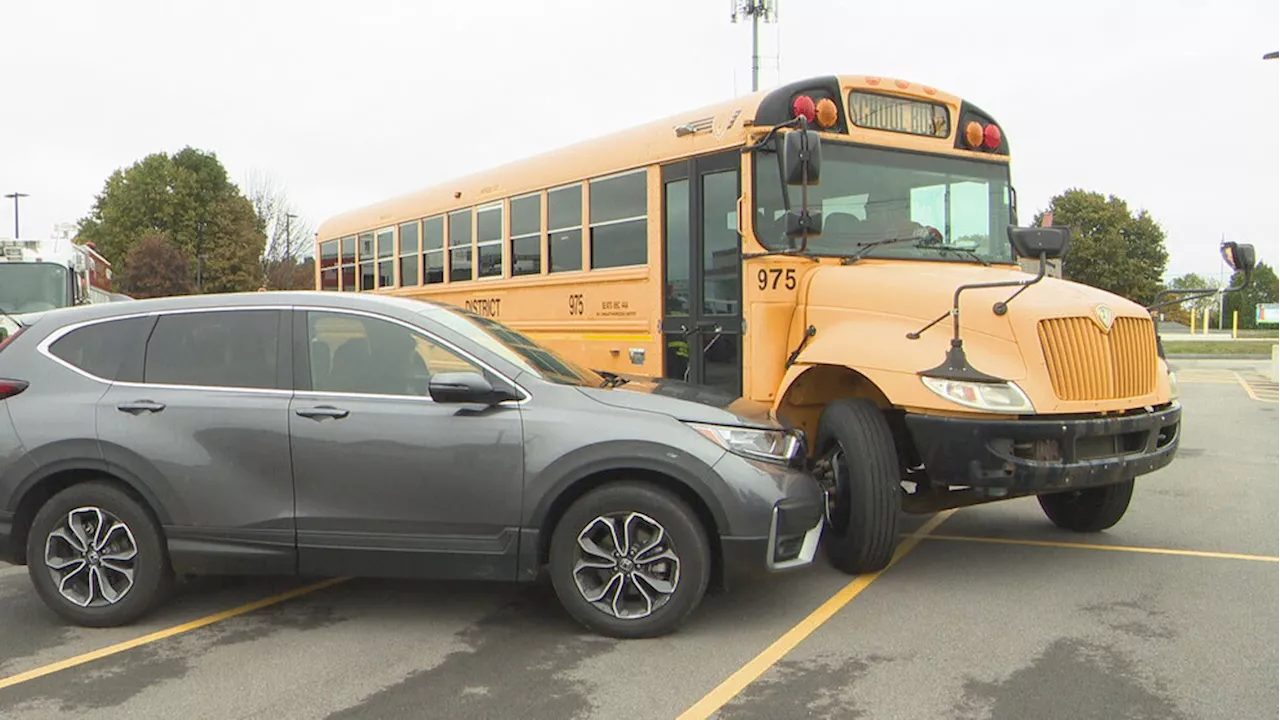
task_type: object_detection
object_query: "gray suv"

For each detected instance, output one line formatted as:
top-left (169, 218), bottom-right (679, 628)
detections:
top-left (0, 291), bottom-right (825, 638)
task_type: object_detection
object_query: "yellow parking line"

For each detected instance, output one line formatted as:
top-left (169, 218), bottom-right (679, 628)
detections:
top-left (1234, 373), bottom-right (1279, 403)
top-left (908, 533), bottom-right (1279, 563)
top-left (676, 509), bottom-right (957, 720)
top-left (0, 577), bottom-right (349, 691)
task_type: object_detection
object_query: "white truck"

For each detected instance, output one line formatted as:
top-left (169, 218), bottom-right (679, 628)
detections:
top-left (0, 237), bottom-right (131, 338)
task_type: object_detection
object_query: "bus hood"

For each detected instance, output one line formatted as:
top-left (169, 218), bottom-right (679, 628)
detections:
top-left (803, 261), bottom-right (1150, 344)
top-left (576, 376), bottom-right (780, 429)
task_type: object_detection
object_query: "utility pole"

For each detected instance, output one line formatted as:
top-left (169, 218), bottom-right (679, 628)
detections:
top-left (730, 0), bottom-right (778, 92)
top-left (284, 212), bottom-right (297, 289)
top-left (284, 213), bottom-right (296, 265)
top-left (4, 192), bottom-right (29, 238)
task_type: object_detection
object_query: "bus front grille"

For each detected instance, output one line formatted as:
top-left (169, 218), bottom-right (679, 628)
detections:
top-left (1037, 316), bottom-right (1158, 401)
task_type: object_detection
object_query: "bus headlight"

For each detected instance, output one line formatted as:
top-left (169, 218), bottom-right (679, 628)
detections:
top-left (1167, 370), bottom-right (1179, 400)
top-left (921, 376), bottom-right (1035, 413)
top-left (686, 422), bottom-right (801, 465)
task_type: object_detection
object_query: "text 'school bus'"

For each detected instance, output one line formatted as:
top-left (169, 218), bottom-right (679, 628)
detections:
top-left (314, 74), bottom-right (1257, 576)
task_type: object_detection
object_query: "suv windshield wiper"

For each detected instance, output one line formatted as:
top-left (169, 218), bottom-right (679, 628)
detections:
top-left (594, 369), bottom-right (631, 388)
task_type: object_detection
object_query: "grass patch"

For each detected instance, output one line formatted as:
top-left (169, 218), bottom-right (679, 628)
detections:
top-left (1163, 340), bottom-right (1277, 356)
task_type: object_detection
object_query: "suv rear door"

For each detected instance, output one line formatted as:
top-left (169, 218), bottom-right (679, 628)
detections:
top-left (96, 307), bottom-right (297, 576)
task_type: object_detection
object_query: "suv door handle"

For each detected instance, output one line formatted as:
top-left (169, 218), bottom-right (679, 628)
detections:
top-left (117, 400), bottom-right (166, 414)
top-left (294, 405), bottom-right (350, 420)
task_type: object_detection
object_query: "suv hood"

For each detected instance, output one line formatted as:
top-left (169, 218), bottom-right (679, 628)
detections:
top-left (575, 376), bottom-right (779, 429)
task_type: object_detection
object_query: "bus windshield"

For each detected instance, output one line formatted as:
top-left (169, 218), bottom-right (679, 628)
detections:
top-left (424, 304), bottom-right (606, 387)
top-left (754, 143), bottom-right (1015, 265)
top-left (0, 263), bottom-right (71, 314)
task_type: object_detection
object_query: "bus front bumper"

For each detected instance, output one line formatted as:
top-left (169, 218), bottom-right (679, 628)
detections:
top-left (903, 402), bottom-right (1181, 495)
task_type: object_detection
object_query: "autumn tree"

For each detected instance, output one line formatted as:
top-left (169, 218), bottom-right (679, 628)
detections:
top-left (1033, 189), bottom-right (1169, 305)
top-left (76, 147), bottom-right (266, 294)
top-left (119, 234), bottom-right (196, 299)
top-left (243, 169), bottom-right (317, 289)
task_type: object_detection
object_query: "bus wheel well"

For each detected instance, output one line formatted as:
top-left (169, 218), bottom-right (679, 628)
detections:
top-left (539, 468), bottom-right (724, 589)
top-left (776, 364), bottom-right (920, 469)
top-left (7, 469), bottom-right (162, 566)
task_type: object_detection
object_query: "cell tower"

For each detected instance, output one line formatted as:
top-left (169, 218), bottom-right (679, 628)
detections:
top-left (730, 0), bottom-right (778, 92)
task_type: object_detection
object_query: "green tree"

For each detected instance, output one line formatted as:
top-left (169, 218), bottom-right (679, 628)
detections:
top-left (1033, 189), bottom-right (1169, 305)
top-left (1159, 273), bottom-right (1219, 325)
top-left (1223, 261), bottom-right (1279, 329)
top-left (76, 147), bottom-right (266, 294)
top-left (119, 234), bottom-right (196, 299)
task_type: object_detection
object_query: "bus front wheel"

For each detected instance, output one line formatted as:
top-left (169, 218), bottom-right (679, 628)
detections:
top-left (815, 399), bottom-right (901, 575)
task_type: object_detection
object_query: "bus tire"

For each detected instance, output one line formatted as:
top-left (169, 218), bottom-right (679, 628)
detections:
top-left (547, 481), bottom-right (710, 639)
top-left (1036, 479), bottom-right (1134, 532)
top-left (816, 399), bottom-right (901, 575)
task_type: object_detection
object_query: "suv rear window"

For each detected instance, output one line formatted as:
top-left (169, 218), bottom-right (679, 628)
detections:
top-left (49, 316), bottom-right (153, 381)
top-left (143, 310), bottom-right (280, 390)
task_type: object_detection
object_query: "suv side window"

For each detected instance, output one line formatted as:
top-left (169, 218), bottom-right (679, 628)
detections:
top-left (305, 310), bottom-right (479, 396)
top-left (48, 316), bottom-right (154, 382)
top-left (144, 310), bottom-right (281, 390)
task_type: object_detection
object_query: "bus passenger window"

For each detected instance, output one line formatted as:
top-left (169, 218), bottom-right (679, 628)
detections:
top-left (476, 203), bottom-right (504, 278)
top-left (423, 216), bottom-right (445, 284)
top-left (589, 170), bottom-right (647, 270)
top-left (548, 184), bottom-right (582, 273)
top-left (448, 209), bottom-right (473, 283)
top-left (399, 220), bottom-right (420, 286)
top-left (510, 193), bottom-right (541, 276)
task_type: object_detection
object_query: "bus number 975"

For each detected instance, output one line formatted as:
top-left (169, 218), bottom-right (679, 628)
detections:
top-left (757, 268), bottom-right (796, 291)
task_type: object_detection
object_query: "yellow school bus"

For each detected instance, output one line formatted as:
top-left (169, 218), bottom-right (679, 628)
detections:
top-left (314, 74), bottom-right (1256, 576)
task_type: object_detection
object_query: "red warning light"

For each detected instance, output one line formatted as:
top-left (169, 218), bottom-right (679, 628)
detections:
top-left (792, 95), bottom-right (817, 123)
top-left (982, 123), bottom-right (1002, 150)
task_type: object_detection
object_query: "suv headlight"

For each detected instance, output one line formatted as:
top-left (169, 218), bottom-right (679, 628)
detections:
top-left (686, 422), bottom-right (801, 465)
top-left (921, 376), bottom-right (1035, 413)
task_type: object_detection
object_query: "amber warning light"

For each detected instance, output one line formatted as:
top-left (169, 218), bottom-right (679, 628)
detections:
top-left (791, 94), bottom-right (840, 129)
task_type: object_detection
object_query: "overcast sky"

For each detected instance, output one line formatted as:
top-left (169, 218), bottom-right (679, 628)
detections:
top-left (1, 0), bottom-right (1276, 282)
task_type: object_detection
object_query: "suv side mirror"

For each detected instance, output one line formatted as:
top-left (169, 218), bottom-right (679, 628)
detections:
top-left (428, 371), bottom-right (514, 405)
top-left (1221, 241), bottom-right (1256, 273)
top-left (1008, 225), bottom-right (1071, 260)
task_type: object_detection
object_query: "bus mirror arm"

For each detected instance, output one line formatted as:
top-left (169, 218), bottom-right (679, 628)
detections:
top-left (1146, 242), bottom-right (1256, 314)
top-left (909, 252), bottom-right (1050, 383)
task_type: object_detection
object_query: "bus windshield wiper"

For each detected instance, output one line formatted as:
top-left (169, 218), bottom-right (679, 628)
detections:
top-left (840, 230), bottom-right (935, 264)
top-left (924, 244), bottom-right (992, 266)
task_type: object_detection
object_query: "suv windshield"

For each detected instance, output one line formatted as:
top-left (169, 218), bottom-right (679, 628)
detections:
top-left (424, 304), bottom-right (605, 387)
top-left (0, 263), bottom-right (71, 314)
top-left (754, 143), bottom-right (1015, 265)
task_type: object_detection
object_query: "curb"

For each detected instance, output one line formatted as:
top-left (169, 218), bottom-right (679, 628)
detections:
top-left (1166, 354), bottom-right (1270, 360)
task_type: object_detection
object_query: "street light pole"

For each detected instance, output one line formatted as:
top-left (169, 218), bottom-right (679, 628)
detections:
top-left (4, 192), bottom-right (29, 238)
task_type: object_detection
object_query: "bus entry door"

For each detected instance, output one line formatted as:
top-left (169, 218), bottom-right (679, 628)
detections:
top-left (660, 153), bottom-right (743, 397)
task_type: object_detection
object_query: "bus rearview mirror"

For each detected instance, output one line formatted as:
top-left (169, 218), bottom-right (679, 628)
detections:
top-left (1221, 241), bottom-right (1256, 273)
top-left (782, 130), bottom-right (822, 186)
top-left (1008, 225), bottom-right (1070, 260)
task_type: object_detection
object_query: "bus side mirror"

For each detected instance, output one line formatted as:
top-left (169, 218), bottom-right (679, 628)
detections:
top-left (782, 129), bottom-right (822, 186)
top-left (1008, 225), bottom-right (1071, 260)
top-left (1221, 241), bottom-right (1256, 273)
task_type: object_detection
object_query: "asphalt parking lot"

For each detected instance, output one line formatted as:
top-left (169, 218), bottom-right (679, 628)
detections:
top-left (1, 360), bottom-right (1276, 720)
